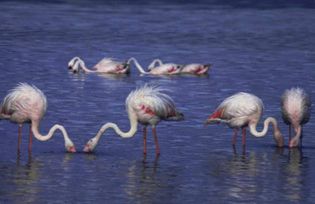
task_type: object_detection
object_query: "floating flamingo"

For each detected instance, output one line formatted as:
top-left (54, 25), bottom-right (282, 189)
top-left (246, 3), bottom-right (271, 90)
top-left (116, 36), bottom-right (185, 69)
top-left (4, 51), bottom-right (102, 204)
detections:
top-left (205, 92), bottom-right (284, 147)
top-left (281, 87), bottom-right (311, 148)
top-left (127, 57), bottom-right (183, 75)
top-left (83, 84), bottom-right (184, 155)
top-left (0, 83), bottom-right (76, 153)
top-left (68, 56), bottom-right (130, 74)
top-left (147, 58), bottom-right (211, 75)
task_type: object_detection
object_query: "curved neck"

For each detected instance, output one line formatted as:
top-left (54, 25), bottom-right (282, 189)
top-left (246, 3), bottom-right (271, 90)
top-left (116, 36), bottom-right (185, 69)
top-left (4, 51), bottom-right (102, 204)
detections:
top-left (68, 56), bottom-right (81, 67)
top-left (249, 117), bottom-right (279, 137)
top-left (31, 121), bottom-right (74, 147)
top-left (127, 57), bottom-right (148, 74)
top-left (77, 60), bottom-right (95, 73)
top-left (93, 109), bottom-right (138, 145)
top-left (148, 59), bottom-right (163, 70)
top-left (291, 125), bottom-right (302, 146)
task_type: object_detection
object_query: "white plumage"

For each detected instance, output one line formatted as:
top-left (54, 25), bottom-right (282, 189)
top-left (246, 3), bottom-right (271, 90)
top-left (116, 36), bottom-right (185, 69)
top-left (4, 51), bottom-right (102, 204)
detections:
top-left (206, 92), bottom-right (283, 147)
top-left (281, 87), bottom-right (311, 147)
top-left (68, 56), bottom-right (130, 74)
top-left (0, 83), bottom-right (76, 153)
top-left (83, 84), bottom-right (184, 155)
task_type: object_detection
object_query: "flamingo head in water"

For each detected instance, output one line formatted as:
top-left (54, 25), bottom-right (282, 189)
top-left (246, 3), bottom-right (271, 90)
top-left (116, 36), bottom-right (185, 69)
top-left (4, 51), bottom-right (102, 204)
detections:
top-left (83, 138), bottom-right (98, 153)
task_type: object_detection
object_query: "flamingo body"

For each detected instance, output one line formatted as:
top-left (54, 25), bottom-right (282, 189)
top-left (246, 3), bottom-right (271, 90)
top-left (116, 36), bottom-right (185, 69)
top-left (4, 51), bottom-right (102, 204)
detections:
top-left (68, 57), bottom-right (130, 74)
top-left (0, 83), bottom-right (76, 152)
top-left (180, 64), bottom-right (211, 75)
top-left (83, 84), bottom-right (184, 154)
top-left (148, 59), bottom-right (211, 75)
top-left (281, 87), bottom-right (311, 147)
top-left (206, 92), bottom-right (284, 147)
top-left (127, 57), bottom-right (182, 75)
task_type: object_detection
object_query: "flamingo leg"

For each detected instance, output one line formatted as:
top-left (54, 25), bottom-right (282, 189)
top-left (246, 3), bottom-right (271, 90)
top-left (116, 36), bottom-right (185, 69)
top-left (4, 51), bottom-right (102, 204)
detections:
top-left (289, 124), bottom-right (291, 141)
top-left (17, 124), bottom-right (22, 152)
top-left (28, 125), bottom-right (33, 152)
top-left (143, 126), bottom-right (147, 155)
top-left (242, 127), bottom-right (246, 146)
top-left (232, 129), bottom-right (238, 146)
top-left (152, 127), bottom-right (160, 156)
top-left (300, 126), bottom-right (303, 148)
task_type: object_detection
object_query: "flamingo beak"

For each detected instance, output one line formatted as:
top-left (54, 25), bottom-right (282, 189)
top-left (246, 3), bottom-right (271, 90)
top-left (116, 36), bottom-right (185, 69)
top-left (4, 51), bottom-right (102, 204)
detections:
top-left (67, 146), bottom-right (76, 153)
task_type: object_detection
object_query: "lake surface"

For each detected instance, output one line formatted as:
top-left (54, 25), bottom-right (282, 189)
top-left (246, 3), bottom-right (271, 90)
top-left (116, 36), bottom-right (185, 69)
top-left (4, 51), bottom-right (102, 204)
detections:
top-left (0, 1), bottom-right (314, 203)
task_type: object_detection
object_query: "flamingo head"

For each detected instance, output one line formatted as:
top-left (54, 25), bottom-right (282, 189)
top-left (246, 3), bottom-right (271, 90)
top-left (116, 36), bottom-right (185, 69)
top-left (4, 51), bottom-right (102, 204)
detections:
top-left (66, 145), bottom-right (76, 153)
top-left (204, 117), bottom-right (221, 125)
top-left (83, 138), bottom-right (98, 153)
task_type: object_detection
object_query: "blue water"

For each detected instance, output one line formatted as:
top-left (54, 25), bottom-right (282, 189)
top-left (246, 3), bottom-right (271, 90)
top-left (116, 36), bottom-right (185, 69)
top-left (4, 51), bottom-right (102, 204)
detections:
top-left (0, 1), bottom-right (315, 203)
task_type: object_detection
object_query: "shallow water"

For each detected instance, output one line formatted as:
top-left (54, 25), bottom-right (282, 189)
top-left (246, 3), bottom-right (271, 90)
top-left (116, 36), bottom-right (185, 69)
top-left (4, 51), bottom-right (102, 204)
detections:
top-left (0, 1), bottom-right (315, 203)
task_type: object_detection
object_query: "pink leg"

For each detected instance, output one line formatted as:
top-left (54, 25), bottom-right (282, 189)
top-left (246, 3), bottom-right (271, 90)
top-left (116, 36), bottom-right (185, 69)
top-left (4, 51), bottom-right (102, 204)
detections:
top-left (143, 127), bottom-right (147, 155)
top-left (17, 124), bottom-right (22, 152)
top-left (152, 127), bottom-right (160, 156)
top-left (242, 127), bottom-right (246, 146)
top-left (28, 125), bottom-right (32, 152)
top-left (232, 129), bottom-right (238, 145)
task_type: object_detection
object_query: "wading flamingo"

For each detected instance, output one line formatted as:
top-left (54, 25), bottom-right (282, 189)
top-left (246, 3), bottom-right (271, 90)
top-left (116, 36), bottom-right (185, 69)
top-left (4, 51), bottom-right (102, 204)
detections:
top-left (147, 58), bottom-right (211, 75)
top-left (205, 92), bottom-right (284, 147)
top-left (68, 56), bottom-right (130, 74)
top-left (281, 87), bottom-right (311, 148)
top-left (0, 83), bottom-right (76, 153)
top-left (83, 84), bottom-right (184, 155)
top-left (127, 57), bottom-right (183, 75)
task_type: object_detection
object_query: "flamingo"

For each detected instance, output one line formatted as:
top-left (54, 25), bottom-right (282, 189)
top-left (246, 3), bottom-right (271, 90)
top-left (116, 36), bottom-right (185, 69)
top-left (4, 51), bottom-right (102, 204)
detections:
top-left (0, 83), bottom-right (76, 153)
top-left (68, 56), bottom-right (130, 74)
top-left (83, 84), bottom-right (184, 155)
top-left (127, 57), bottom-right (183, 75)
top-left (205, 92), bottom-right (284, 147)
top-left (281, 87), bottom-right (311, 148)
top-left (147, 58), bottom-right (211, 75)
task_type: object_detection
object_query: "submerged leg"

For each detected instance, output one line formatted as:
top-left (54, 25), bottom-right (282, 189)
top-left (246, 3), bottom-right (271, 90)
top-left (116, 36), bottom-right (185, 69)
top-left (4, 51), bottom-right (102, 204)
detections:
top-left (17, 124), bottom-right (22, 153)
top-left (289, 124), bottom-right (291, 141)
top-left (143, 126), bottom-right (147, 155)
top-left (300, 126), bottom-right (303, 148)
top-left (242, 127), bottom-right (246, 146)
top-left (28, 125), bottom-right (32, 152)
top-left (232, 128), bottom-right (238, 146)
top-left (152, 127), bottom-right (160, 156)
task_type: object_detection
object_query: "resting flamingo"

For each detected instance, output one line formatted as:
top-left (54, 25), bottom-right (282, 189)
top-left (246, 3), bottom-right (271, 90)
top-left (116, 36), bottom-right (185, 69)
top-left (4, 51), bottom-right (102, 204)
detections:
top-left (83, 84), bottom-right (184, 155)
top-left (68, 56), bottom-right (130, 74)
top-left (127, 57), bottom-right (183, 75)
top-left (281, 87), bottom-right (311, 148)
top-left (0, 83), bottom-right (76, 153)
top-left (147, 58), bottom-right (211, 75)
top-left (205, 92), bottom-right (284, 147)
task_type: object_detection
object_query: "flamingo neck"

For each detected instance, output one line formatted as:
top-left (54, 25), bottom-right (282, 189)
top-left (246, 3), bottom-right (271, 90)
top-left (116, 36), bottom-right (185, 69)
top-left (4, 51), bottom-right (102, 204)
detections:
top-left (77, 60), bottom-right (95, 73)
top-left (148, 59), bottom-right (163, 70)
top-left (290, 125), bottom-right (302, 147)
top-left (93, 109), bottom-right (138, 145)
top-left (127, 57), bottom-right (148, 74)
top-left (249, 117), bottom-right (284, 147)
top-left (31, 121), bottom-right (74, 148)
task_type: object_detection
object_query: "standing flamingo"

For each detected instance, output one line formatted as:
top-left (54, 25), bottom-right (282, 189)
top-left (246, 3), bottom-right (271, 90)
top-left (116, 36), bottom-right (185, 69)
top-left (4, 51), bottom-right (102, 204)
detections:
top-left (68, 56), bottom-right (130, 74)
top-left (205, 92), bottom-right (284, 147)
top-left (127, 57), bottom-right (183, 75)
top-left (0, 83), bottom-right (76, 153)
top-left (281, 87), bottom-right (311, 148)
top-left (147, 58), bottom-right (211, 75)
top-left (83, 84), bottom-right (184, 155)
